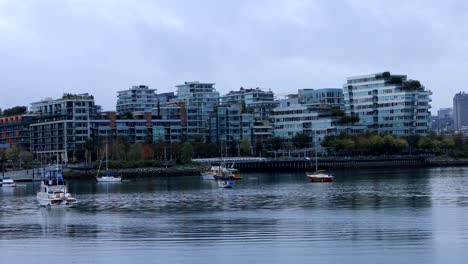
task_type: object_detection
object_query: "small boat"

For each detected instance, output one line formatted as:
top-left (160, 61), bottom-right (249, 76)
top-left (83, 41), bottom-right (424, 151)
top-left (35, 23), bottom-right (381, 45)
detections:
top-left (96, 171), bottom-right (122, 182)
top-left (217, 179), bottom-right (235, 188)
top-left (0, 177), bottom-right (16, 187)
top-left (306, 130), bottom-right (334, 183)
top-left (306, 171), bottom-right (334, 182)
top-left (36, 166), bottom-right (79, 207)
top-left (96, 143), bottom-right (122, 183)
top-left (202, 165), bottom-right (240, 180)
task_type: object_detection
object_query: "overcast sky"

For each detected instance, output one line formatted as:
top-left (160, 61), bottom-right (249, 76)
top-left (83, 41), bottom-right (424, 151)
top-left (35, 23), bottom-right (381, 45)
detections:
top-left (0, 0), bottom-right (467, 113)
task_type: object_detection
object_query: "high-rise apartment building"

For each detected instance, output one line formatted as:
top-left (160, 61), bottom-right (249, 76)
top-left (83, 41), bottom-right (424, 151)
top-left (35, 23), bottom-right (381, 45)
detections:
top-left (176, 82), bottom-right (219, 142)
top-left (453, 92), bottom-right (468, 130)
top-left (0, 114), bottom-right (35, 150)
top-left (116, 85), bottom-right (157, 114)
top-left (221, 87), bottom-right (278, 120)
top-left (30, 93), bottom-right (98, 161)
top-left (343, 72), bottom-right (432, 136)
top-left (298, 88), bottom-right (344, 110)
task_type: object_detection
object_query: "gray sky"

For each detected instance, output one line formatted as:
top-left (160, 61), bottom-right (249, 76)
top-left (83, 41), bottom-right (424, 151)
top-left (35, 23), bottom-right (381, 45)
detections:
top-left (1, 0), bottom-right (467, 113)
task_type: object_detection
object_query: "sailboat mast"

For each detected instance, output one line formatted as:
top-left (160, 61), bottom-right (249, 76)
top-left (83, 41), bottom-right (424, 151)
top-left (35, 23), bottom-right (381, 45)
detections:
top-left (106, 143), bottom-right (108, 172)
top-left (315, 130), bottom-right (318, 172)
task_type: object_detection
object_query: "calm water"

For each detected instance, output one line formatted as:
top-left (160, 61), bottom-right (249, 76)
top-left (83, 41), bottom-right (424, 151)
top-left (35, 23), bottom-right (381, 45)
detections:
top-left (2, 167), bottom-right (468, 263)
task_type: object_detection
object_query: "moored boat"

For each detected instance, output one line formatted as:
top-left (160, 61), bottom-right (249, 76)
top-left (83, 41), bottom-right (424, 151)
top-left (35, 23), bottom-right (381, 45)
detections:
top-left (217, 179), bottom-right (235, 188)
top-left (306, 172), bottom-right (334, 182)
top-left (0, 177), bottom-right (16, 187)
top-left (96, 143), bottom-right (122, 183)
top-left (202, 165), bottom-right (241, 180)
top-left (306, 130), bottom-right (334, 183)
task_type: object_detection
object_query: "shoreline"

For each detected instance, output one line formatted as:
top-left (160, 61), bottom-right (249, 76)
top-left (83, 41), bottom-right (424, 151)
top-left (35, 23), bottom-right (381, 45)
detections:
top-left (8, 157), bottom-right (468, 181)
top-left (63, 164), bottom-right (210, 179)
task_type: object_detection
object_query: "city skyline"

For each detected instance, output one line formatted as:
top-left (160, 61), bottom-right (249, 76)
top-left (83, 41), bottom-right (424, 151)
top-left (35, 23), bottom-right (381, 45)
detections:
top-left (1, 0), bottom-right (466, 112)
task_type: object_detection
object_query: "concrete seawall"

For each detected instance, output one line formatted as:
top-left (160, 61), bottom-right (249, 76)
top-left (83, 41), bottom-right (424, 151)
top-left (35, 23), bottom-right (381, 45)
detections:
top-left (0, 166), bottom-right (57, 182)
top-left (234, 157), bottom-right (468, 172)
top-left (5, 157), bottom-right (468, 181)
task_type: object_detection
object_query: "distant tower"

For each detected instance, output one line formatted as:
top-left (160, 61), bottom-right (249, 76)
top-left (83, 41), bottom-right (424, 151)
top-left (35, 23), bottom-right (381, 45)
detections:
top-left (453, 92), bottom-right (468, 130)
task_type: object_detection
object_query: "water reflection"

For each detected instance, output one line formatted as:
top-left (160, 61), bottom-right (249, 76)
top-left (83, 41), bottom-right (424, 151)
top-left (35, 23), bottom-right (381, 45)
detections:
top-left (2, 167), bottom-right (468, 263)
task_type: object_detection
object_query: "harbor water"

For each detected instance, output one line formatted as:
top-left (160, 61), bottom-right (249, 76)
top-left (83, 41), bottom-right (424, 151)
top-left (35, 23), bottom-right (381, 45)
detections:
top-left (1, 167), bottom-right (468, 263)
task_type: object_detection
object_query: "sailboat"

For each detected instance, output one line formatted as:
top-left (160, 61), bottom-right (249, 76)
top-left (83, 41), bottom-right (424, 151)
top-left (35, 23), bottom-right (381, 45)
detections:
top-left (306, 131), bottom-right (334, 182)
top-left (96, 143), bottom-right (122, 182)
top-left (36, 162), bottom-right (79, 207)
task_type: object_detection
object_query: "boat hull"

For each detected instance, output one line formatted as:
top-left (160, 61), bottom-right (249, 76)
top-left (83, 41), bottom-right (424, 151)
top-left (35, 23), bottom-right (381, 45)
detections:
top-left (306, 173), bottom-right (334, 182)
top-left (36, 195), bottom-right (79, 208)
top-left (308, 176), bottom-right (334, 182)
top-left (96, 176), bottom-right (122, 182)
top-left (1, 178), bottom-right (16, 187)
top-left (217, 180), bottom-right (235, 188)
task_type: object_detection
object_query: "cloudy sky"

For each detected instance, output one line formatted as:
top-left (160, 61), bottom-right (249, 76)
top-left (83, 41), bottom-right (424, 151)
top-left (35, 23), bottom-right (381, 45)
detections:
top-left (0, 0), bottom-right (467, 113)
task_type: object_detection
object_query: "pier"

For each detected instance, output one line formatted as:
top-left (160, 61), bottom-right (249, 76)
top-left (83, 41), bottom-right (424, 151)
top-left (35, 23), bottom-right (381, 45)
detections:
top-left (1, 166), bottom-right (59, 182)
top-left (194, 156), bottom-right (468, 171)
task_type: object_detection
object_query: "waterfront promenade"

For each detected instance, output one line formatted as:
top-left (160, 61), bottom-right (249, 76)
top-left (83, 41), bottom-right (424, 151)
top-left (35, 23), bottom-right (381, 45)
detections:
top-left (4, 156), bottom-right (468, 182)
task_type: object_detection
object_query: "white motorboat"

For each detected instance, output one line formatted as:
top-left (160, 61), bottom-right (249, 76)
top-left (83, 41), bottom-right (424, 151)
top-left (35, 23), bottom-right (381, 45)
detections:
top-left (96, 143), bottom-right (122, 183)
top-left (202, 164), bottom-right (241, 181)
top-left (36, 167), bottom-right (79, 207)
top-left (0, 177), bottom-right (16, 187)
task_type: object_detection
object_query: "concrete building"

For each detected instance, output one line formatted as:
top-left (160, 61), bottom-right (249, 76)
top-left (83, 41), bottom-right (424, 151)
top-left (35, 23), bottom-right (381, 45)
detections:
top-left (343, 72), bottom-right (432, 136)
top-left (221, 87), bottom-right (278, 120)
top-left (432, 107), bottom-right (454, 134)
top-left (209, 105), bottom-right (242, 153)
top-left (298, 88), bottom-right (344, 109)
top-left (453, 92), bottom-right (468, 130)
top-left (91, 112), bottom-right (182, 144)
top-left (0, 114), bottom-right (36, 150)
top-left (116, 85), bottom-right (158, 114)
top-left (272, 101), bottom-right (335, 148)
top-left (30, 93), bottom-right (98, 161)
top-left (176, 82), bottom-right (219, 142)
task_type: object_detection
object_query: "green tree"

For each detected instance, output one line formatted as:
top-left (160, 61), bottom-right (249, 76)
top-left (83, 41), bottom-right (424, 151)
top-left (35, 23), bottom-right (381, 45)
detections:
top-left (382, 135), bottom-right (397, 154)
top-left (329, 108), bottom-right (345, 117)
top-left (119, 112), bottom-right (133, 120)
top-left (19, 150), bottom-right (33, 167)
top-left (1, 106), bottom-right (27, 116)
top-left (5, 147), bottom-right (20, 161)
top-left (180, 142), bottom-right (193, 164)
top-left (355, 136), bottom-right (370, 154)
top-left (440, 138), bottom-right (455, 152)
top-left (255, 140), bottom-right (264, 157)
top-left (74, 146), bottom-right (86, 162)
top-left (240, 138), bottom-right (251, 156)
top-left (267, 137), bottom-right (283, 152)
top-left (83, 138), bottom-right (95, 164)
top-left (128, 143), bottom-right (144, 161)
top-left (418, 137), bottom-right (434, 151)
top-left (369, 134), bottom-right (384, 154)
top-left (394, 138), bottom-right (409, 152)
top-left (292, 133), bottom-right (309, 149)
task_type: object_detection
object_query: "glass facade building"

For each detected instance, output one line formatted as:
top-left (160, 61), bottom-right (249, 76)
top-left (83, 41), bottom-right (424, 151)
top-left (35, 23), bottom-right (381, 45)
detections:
top-left (29, 93), bottom-right (98, 162)
top-left (116, 85), bottom-right (158, 114)
top-left (176, 82), bottom-right (219, 142)
top-left (343, 72), bottom-right (431, 136)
